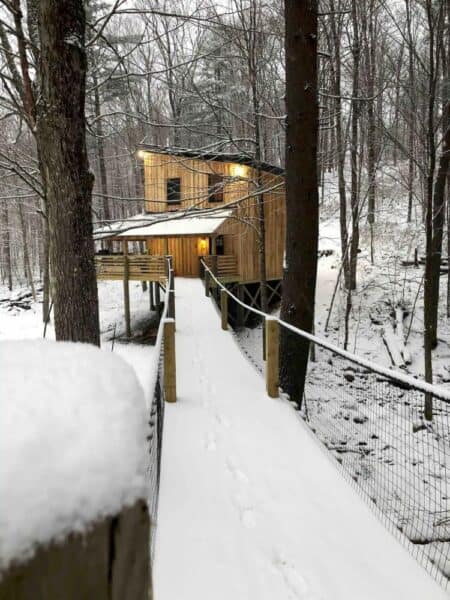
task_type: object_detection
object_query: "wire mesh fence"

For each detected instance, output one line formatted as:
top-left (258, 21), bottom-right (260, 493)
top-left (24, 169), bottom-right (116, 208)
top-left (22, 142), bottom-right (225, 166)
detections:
top-left (148, 346), bottom-right (165, 561)
top-left (148, 257), bottom-right (172, 561)
top-left (299, 342), bottom-right (450, 588)
top-left (200, 260), bottom-right (450, 590)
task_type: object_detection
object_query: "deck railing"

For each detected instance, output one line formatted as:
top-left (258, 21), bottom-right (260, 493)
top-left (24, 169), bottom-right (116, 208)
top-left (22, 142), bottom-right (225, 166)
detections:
top-left (95, 254), bottom-right (167, 282)
top-left (202, 254), bottom-right (239, 280)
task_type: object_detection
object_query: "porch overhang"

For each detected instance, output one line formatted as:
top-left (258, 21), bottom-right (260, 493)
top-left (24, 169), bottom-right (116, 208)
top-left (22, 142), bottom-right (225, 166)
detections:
top-left (94, 209), bottom-right (232, 241)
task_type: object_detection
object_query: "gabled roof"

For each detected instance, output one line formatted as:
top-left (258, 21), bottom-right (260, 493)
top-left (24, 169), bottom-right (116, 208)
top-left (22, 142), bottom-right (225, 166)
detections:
top-left (94, 209), bottom-right (233, 240)
top-left (138, 144), bottom-right (285, 177)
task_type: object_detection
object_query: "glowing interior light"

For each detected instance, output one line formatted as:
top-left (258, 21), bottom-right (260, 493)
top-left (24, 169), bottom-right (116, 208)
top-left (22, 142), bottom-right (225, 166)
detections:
top-left (137, 149), bottom-right (146, 160)
top-left (231, 164), bottom-right (247, 178)
top-left (198, 237), bottom-right (208, 255)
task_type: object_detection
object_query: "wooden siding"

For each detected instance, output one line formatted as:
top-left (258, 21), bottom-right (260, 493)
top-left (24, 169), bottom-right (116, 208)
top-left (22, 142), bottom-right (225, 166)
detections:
top-left (142, 151), bottom-right (285, 281)
top-left (143, 152), bottom-right (250, 213)
top-left (147, 237), bottom-right (209, 278)
top-left (217, 171), bottom-right (285, 282)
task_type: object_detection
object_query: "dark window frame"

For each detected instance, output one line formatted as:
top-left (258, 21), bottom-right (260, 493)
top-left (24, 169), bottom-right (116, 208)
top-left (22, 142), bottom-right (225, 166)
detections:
top-left (167, 177), bottom-right (182, 204)
top-left (208, 173), bottom-right (224, 203)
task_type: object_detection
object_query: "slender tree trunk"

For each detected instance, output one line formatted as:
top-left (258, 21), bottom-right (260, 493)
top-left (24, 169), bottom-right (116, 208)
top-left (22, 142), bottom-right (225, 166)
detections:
top-left (365, 0), bottom-right (377, 264)
top-left (93, 75), bottom-right (110, 225)
top-left (18, 202), bottom-right (36, 300)
top-left (349, 0), bottom-right (361, 291)
top-left (280, 0), bottom-right (319, 406)
top-left (406, 0), bottom-right (416, 223)
top-left (41, 212), bottom-right (51, 323)
top-left (330, 0), bottom-right (350, 288)
top-left (36, 0), bottom-right (99, 345)
top-left (2, 200), bottom-right (12, 291)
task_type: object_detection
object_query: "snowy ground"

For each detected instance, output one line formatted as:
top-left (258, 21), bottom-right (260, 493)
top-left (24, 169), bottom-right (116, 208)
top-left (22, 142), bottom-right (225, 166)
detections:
top-left (154, 277), bottom-right (447, 600)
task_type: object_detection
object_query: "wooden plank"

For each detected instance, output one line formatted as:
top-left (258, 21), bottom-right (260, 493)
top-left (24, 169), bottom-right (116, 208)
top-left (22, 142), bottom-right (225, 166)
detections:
top-left (266, 317), bottom-right (279, 398)
top-left (164, 319), bottom-right (176, 403)
top-left (220, 289), bottom-right (228, 331)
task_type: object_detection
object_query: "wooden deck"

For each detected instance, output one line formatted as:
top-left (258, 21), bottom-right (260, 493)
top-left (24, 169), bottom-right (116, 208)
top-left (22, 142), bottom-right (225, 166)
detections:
top-left (95, 255), bottom-right (167, 283)
top-left (203, 255), bottom-right (239, 282)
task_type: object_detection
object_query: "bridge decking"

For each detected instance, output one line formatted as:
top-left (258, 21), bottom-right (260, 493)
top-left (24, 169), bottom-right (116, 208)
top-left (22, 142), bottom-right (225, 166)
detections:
top-left (153, 278), bottom-right (447, 600)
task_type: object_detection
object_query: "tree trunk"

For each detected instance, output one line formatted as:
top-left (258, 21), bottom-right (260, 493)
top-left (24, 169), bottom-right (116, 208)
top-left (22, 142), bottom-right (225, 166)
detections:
top-left (36, 0), bottom-right (100, 345)
top-left (329, 0), bottom-right (350, 289)
top-left (18, 202), bottom-right (36, 300)
top-left (349, 0), bottom-right (361, 291)
top-left (2, 200), bottom-right (12, 291)
top-left (364, 0), bottom-right (377, 265)
top-left (280, 0), bottom-right (319, 406)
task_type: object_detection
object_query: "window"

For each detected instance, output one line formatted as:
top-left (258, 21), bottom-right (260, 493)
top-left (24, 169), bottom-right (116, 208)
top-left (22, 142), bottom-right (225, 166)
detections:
top-left (208, 173), bottom-right (224, 203)
top-left (167, 178), bottom-right (181, 204)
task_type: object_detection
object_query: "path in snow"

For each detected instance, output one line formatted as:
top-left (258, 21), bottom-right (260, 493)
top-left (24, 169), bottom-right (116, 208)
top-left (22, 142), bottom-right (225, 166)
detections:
top-left (154, 278), bottom-right (447, 600)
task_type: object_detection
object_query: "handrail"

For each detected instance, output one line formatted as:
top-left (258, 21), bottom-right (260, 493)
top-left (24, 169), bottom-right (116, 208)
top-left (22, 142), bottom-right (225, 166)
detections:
top-left (200, 259), bottom-right (450, 402)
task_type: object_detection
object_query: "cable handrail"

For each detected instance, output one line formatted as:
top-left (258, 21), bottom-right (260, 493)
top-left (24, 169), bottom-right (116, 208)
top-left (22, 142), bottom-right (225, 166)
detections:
top-left (200, 259), bottom-right (450, 403)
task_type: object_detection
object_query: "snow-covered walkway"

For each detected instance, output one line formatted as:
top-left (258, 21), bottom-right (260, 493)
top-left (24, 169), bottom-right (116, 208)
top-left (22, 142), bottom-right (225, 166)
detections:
top-left (154, 278), bottom-right (447, 600)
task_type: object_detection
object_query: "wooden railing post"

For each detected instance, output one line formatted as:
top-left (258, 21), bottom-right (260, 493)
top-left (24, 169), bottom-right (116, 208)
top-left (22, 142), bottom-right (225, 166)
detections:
top-left (205, 270), bottom-right (210, 296)
top-left (211, 255), bottom-right (218, 277)
top-left (220, 289), bottom-right (228, 330)
top-left (266, 317), bottom-right (279, 398)
top-left (123, 243), bottom-right (131, 338)
top-left (164, 318), bottom-right (176, 403)
top-left (168, 269), bottom-right (175, 321)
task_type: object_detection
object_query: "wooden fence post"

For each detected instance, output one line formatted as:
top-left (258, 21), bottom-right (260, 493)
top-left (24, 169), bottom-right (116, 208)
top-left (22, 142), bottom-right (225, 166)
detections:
top-left (155, 283), bottom-right (161, 310)
top-left (164, 318), bottom-right (176, 403)
top-left (205, 270), bottom-right (210, 297)
top-left (123, 243), bottom-right (131, 338)
top-left (220, 289), bottom-right (228, 330)
top-left (266, 317), bottom-right (279, 398)
top-left (149, 282), bottom-right (155, 311)
top-left (236, 285), bottom-right (245, 327)
top-left (168, 270), bottom-right (175, 321)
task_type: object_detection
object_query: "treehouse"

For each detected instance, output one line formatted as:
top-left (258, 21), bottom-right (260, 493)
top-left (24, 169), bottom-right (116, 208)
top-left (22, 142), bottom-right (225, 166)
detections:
top-left (94, 146), bottom-right (286, 324)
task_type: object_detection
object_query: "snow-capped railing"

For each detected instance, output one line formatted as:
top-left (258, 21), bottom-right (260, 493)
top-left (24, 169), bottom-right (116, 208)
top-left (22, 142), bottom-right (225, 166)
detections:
top-left (201, 258), bottom-right (450, 589)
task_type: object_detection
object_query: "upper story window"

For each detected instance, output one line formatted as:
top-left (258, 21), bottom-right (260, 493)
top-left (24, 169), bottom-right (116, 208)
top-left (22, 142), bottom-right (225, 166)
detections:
top-left (208, 173), bottom-right (224, 203)
top-left (167, 178), bottom-right (181, 204)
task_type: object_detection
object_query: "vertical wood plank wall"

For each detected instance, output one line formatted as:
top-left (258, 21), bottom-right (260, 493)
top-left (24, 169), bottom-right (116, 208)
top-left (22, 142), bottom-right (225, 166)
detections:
top-left (143, 152), bottom-right (285, 280)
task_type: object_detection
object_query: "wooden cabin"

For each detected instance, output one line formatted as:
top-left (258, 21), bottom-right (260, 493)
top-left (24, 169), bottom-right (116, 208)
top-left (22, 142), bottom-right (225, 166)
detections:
top-left (95, 146), bottom-right (286, 317)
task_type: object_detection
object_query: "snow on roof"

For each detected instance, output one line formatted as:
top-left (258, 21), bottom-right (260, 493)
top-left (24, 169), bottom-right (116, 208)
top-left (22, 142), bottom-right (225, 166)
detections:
top-left (0, 340), bottom-right (149, 571)
top-left (138, 144), bottom-right (285, 176)
top-left (94, 209), bottom-right (233, 239)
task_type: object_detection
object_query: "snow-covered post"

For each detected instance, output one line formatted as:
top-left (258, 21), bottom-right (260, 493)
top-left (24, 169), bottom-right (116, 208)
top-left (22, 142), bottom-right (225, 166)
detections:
top-left (164, 318), bottom-right (177, 403)
top-left (221, 289), bottom-right (228, 330)
top-left (123, 241), bottom-right (131, 338)
top-left (266, 317), bottom-right (279, 398)
top-left (0, 341), bottom-right (152, 597)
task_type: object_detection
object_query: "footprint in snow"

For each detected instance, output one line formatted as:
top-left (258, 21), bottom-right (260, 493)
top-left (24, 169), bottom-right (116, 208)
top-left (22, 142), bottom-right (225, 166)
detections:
top-left (273, 554), bottom-right (316, 599)
top-left (215, 413), bottom-right (231, 429)
top-left (241, 508), bottom-right (257, 529)
top-left (204, 433), bottom-right (217, 452)
top-left (226, 458), bottom-right (249, 484)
